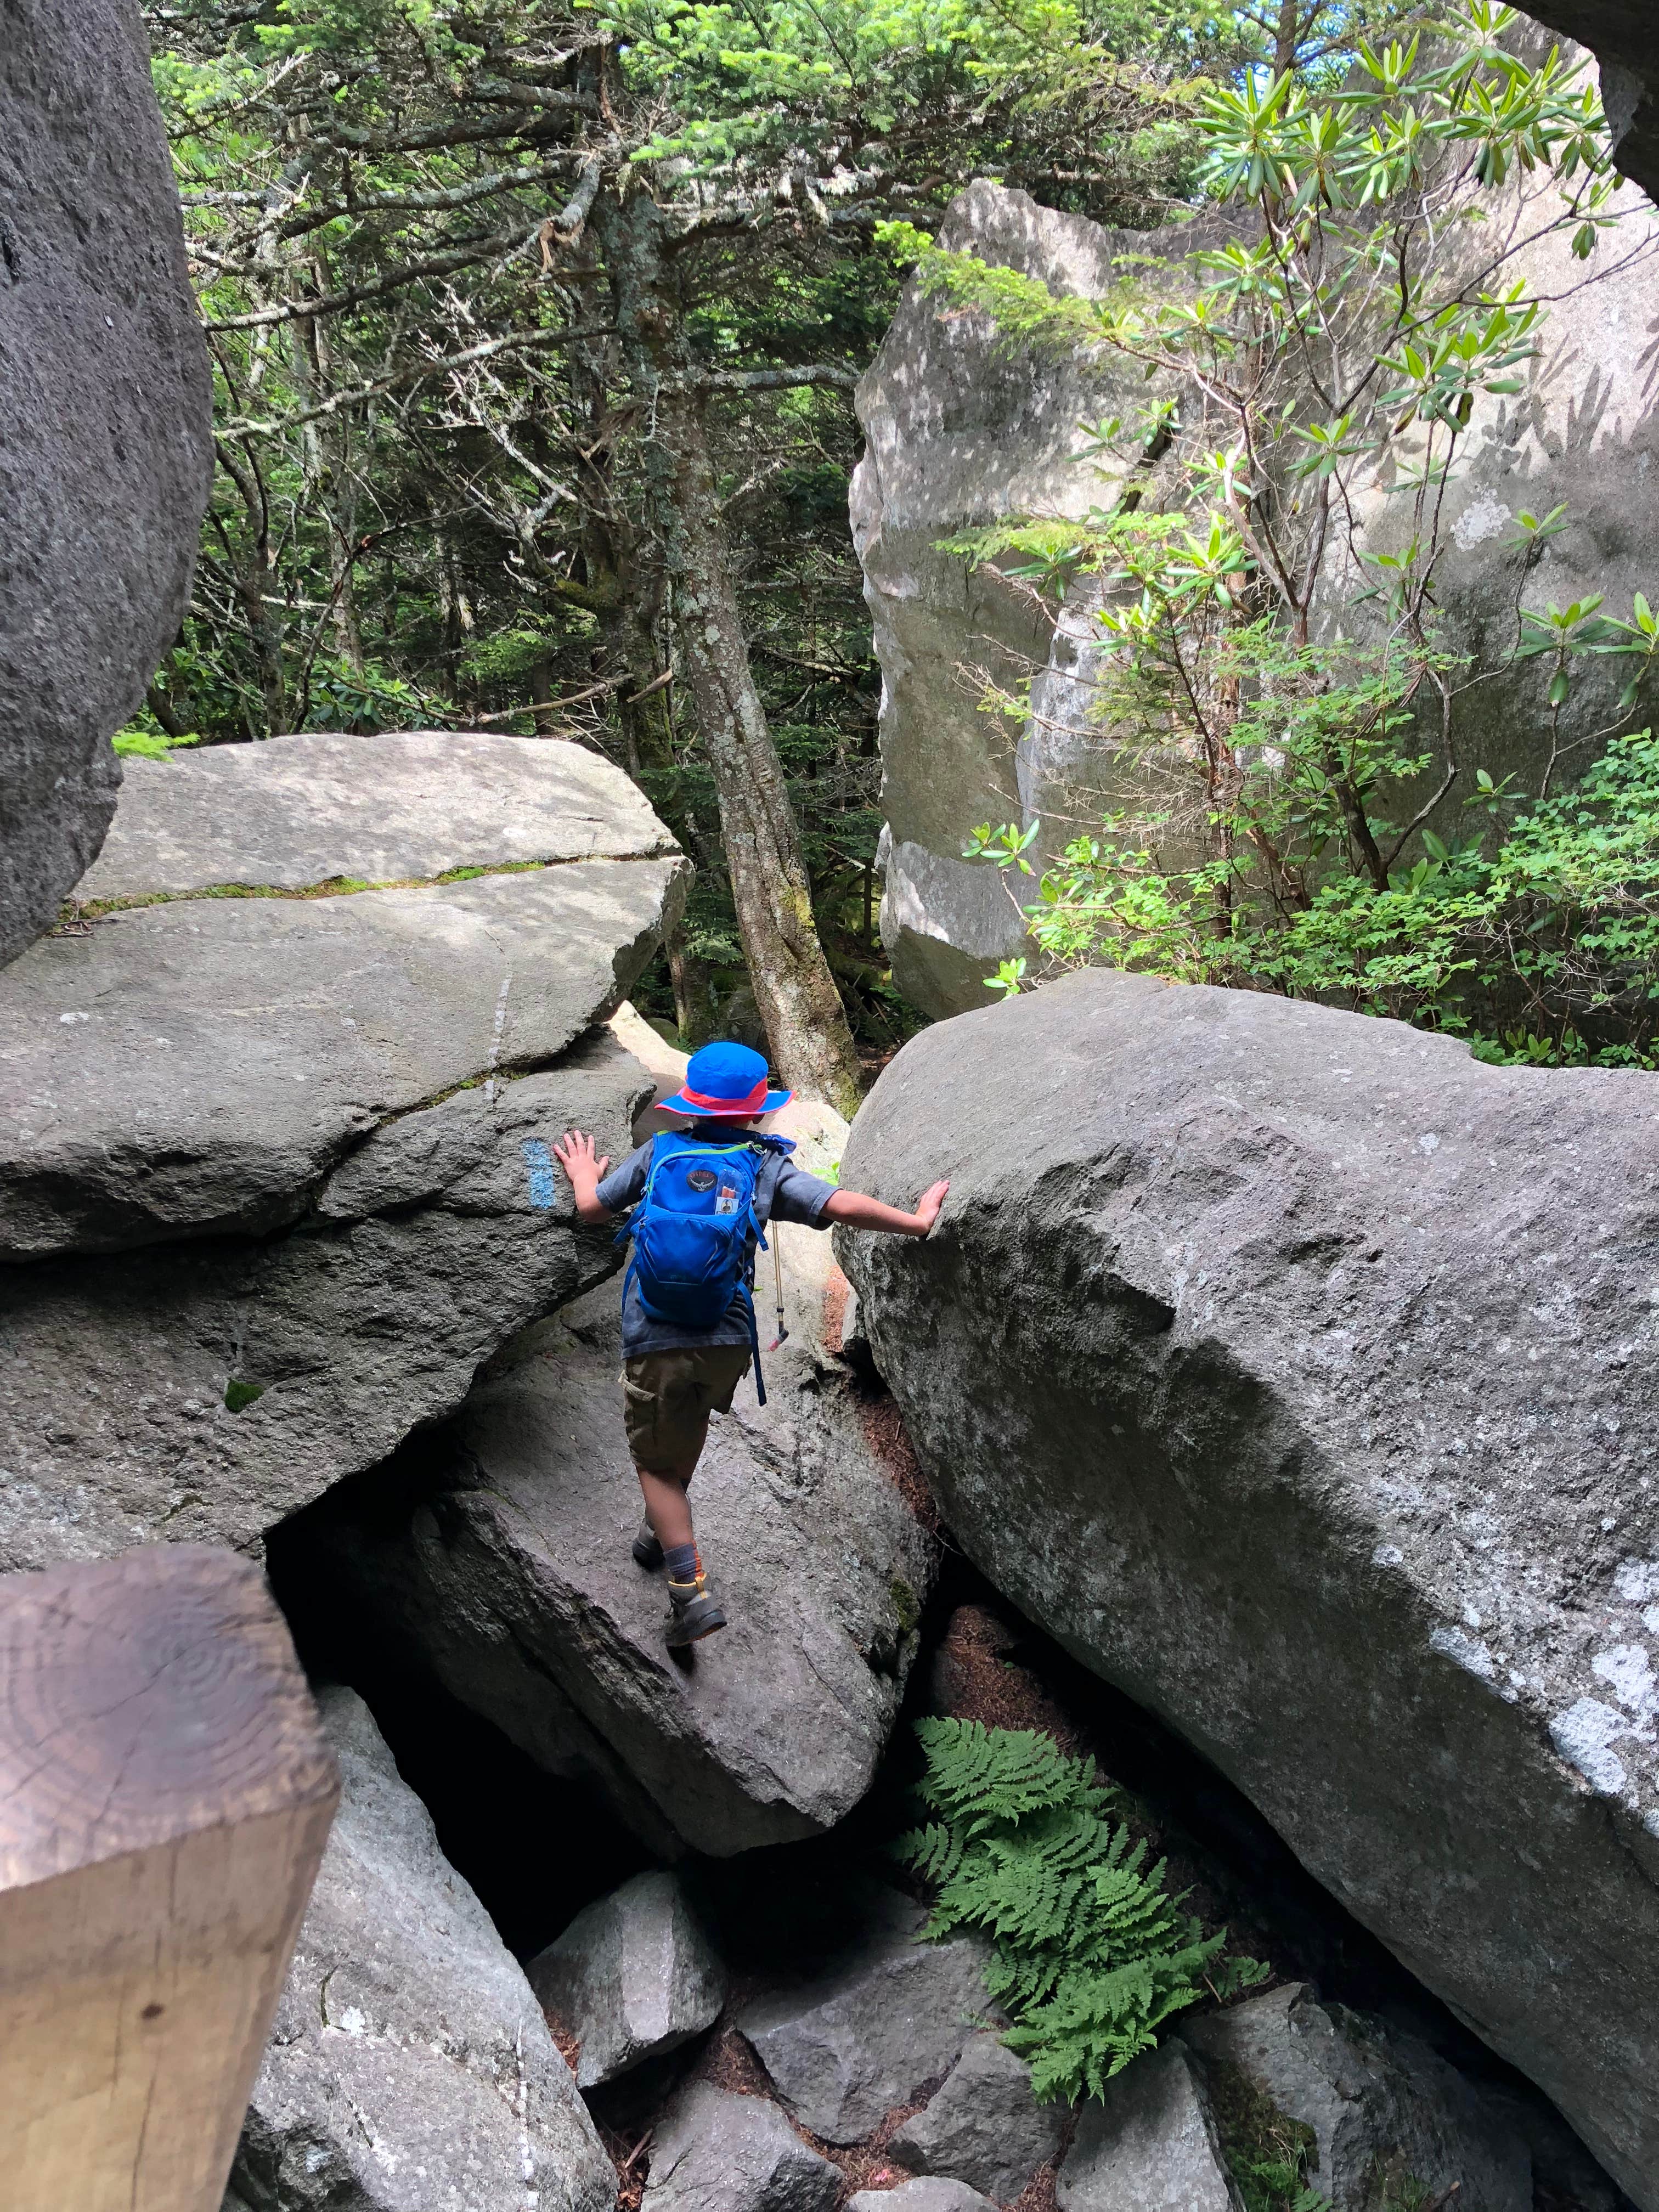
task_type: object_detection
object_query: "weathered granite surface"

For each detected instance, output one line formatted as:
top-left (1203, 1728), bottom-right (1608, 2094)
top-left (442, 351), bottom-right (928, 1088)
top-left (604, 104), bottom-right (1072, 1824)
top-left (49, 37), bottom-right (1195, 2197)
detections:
top-left (1057, 2046), bottom-right (1239, 2212)
top-left (839, 969), bottom-right (1659, 2207)
top-left (226, 1686), bottom-right (614, 2212)
top-left (888, 2032), bottom-right (1066, 2203)
top-left (642, 2083), bottom-right (840, 2212)
top-left (526, 1869), bottom-right (727, 2088)
top-left (296, 1281), bottom-right (936, 1855)
top-left (853, 111), bottom-right (1659, 1018)
top-left (1181, 1985), bottom-right (1531, 2212)
top-left (0, 732), bottom-right (686, 1570)
top-left (738, 1889), bottom-right (995, 2143)
top-left (78, 729), bottom-right (673, 901)
top-left (0, 0), bottom-right (211, 966)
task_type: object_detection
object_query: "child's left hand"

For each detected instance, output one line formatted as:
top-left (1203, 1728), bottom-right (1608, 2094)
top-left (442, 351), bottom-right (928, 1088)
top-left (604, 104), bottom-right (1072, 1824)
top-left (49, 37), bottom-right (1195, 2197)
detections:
top-left (554, 1128), bottom-right (611, 1189)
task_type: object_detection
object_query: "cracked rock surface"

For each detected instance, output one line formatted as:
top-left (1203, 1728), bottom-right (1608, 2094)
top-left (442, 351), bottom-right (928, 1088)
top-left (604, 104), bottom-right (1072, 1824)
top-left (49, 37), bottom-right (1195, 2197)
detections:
top-left (0, 0), bottom-right (212, 967)
top-left (1180, 1984), bottom-right (1530, 2212)
top-left (0, 731), bottom-right (687, 1570)
top-left (225, 1685), bottom-right (614, 2212)
top-left (526, 1869), bottom-right (727, 2089)
top-left (294, 1280), bottom-right (937, 1854)
top-left (840, 967), bottom-right (1659, 2208)
top-left (641, 2083), bottom-right (841, 2212)
top-left (737, 1888), bottom-right (995, 2143)
top-left (887, 2032), bottom-right (1066, 2202)
top-left (1057, 2045), bottom-right (1239, 2212)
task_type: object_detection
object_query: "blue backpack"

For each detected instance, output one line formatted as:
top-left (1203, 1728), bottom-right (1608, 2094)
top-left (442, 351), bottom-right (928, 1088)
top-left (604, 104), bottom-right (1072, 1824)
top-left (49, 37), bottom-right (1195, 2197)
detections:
top-left (619, 1130), bottom-right (795, 1403)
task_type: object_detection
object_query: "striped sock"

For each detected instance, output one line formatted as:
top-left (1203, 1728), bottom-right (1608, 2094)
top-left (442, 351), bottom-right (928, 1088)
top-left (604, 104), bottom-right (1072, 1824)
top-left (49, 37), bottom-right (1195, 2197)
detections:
top-left (664, 1543), bottom-right (701, 1584)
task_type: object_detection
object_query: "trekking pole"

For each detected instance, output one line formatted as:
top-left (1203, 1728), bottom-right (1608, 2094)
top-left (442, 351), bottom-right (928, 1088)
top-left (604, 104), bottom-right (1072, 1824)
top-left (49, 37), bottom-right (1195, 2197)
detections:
top-left (768, 1232), bottom-right (789, 1352)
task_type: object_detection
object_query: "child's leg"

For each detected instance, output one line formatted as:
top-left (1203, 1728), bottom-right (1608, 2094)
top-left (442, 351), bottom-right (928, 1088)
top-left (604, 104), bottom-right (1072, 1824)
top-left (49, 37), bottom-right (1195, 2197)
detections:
top-left (636, 1458), bottom-right (698, 1550)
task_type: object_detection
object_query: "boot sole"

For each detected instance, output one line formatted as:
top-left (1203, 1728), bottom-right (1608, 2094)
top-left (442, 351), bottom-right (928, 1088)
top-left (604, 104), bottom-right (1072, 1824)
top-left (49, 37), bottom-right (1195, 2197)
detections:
top-left (665, 1601), bottom-right (727, 1648)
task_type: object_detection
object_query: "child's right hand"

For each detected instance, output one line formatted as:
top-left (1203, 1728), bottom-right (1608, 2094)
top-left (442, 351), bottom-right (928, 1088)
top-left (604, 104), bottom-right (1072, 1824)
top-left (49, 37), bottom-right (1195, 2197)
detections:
top-left (914, 1178), bottom-right (950, 1234)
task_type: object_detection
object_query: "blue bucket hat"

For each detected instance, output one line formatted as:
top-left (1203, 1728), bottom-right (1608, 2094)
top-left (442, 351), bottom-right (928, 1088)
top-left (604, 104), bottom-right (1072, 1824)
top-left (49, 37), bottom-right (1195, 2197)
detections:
top-left (666, 1040), bottom-right (793, 1118)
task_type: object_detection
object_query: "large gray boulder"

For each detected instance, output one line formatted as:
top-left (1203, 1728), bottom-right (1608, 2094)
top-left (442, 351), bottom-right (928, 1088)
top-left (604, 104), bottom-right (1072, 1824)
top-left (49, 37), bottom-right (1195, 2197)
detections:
top-left (526, 1869), bottom-right (727, 2089)
top-left (737, 1888), bottom-right (995, 2143)
top-left (296, 1281), bottom-right (936, 1854)
top-left (0, 0), bottom-right (212, 966)
top-left (1180, 1985), bottom-right (1532, 2212)
top-left (838, 968), bottom-right (1659, 2207)
top-left (642, 2083), bottom-right (840, 2212)
top-left (887, 2032), bottom-right (1066, 2203)
top-left (853, 109), bottom-right (1659, 1020)
top-left (0, 731), bottom-right (687, 1570)
top-left (227, 1686), bottom-right (615, 2212)
top-left (1057, 2045), bottom-right (1240, 2212)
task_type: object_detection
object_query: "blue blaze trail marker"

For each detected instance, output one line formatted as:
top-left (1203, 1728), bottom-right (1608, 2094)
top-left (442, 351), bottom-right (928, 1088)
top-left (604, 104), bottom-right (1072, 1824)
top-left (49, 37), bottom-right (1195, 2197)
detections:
top-left (522, 1137), bottom-right (557, 1210)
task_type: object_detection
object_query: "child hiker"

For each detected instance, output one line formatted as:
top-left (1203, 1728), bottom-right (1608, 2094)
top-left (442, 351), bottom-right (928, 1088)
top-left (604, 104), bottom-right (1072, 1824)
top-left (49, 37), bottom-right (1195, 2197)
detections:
top-left (554, 1040), bottom-right (948, 1649)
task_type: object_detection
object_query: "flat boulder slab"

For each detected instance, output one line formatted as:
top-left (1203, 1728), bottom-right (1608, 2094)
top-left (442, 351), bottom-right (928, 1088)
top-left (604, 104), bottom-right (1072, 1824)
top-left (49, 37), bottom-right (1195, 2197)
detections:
top-left (641, 2082), bottom-right (840, 2212)
top-left (1057, 2045), bottom-right (1240, 2212)
top-left (887, 2032), bottom-right (1066, 2203)
top-left (526, 1869), bottom-right (727, 2089)
top-left (228, 1686), bottom-right (615, 2212)
top-left (77, 727), bottom-right (670, 901)
top-left (0, 0), bottom-right (211, 966)
top-left (839, 968), bottom-right (1659, 2206)
top-left (5, 733), bottom-right (684, 1257)
top-left (1181, 1986), bottom-right (1531, 2212)
top-left (849, 2182), bottom-right (999, 2212)
top-left (737, 1888), bottom-right (996, 2143)
top-left (299, 1283), bottom-right (936, 1854)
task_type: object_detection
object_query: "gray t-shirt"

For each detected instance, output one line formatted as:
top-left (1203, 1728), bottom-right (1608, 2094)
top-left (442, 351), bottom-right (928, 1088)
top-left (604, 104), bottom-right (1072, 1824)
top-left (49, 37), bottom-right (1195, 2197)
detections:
top-left (596, 1128), bottom-right (838, 1355)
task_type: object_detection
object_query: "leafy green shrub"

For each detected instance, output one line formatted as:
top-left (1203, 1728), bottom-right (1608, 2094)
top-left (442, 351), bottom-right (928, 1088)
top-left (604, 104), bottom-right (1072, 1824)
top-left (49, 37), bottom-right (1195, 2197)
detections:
top-left (894, 1718), bottom-right (1267, 2101)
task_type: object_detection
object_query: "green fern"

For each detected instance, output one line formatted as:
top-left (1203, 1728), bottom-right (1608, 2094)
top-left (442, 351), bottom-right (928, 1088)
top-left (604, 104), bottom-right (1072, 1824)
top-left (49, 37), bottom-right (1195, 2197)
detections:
top-left (895, 1718), bottom-right (1268, 2104)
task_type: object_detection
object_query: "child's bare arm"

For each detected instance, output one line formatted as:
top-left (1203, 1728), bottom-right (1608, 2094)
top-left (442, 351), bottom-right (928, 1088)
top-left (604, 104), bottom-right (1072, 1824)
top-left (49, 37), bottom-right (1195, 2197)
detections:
top-left (823, 1178), bottom-right (949, 1238)
top-left (554, 1128), bottom-right (613, 1224)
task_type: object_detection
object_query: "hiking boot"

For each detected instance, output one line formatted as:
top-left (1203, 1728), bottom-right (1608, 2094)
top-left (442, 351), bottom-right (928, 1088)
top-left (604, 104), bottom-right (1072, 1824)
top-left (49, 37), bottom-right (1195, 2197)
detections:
top-left (666, 1573), bottom-right (726, 1647)
top-left (632, 1517), bottom-right (664, 1571)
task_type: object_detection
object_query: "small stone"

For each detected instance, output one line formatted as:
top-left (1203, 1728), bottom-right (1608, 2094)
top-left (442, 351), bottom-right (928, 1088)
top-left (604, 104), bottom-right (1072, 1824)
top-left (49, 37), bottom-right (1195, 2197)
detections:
top-left (526, 1870), bottom-right (727, 2088)
top-left (848, 2181), bottom-right (998, 2212)
top-left (1056, 2044), bottom-right (1238, 2212)
top-left (739, 1889), bottom-right (995, 2142)
top-left (888, 2033), bottom-right (1067, 2203)
top-left (641, 2082), bottom-right (840, 2212)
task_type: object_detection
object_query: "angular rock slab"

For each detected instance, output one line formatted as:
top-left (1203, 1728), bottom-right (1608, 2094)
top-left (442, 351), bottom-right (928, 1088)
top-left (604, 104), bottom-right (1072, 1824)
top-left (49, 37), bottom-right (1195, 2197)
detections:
top-left (0, 0), bottom-right (211, 966)
top-left (642, 2082), bottom-right (840, 2212)
top-left (227, 1685), bottom-right (614, 2212)
top-left (839, 967), bottom-right (1659, 2207)
top-left (888, 2032), bottom-right (1066, 2203)
top-left (3, 753), bottom-right (687, 1260)
top-left (304, 1280), bottom-right (935, 1854)
top-left (738, 1888), bottom-right (995, 2143)
top-left (1181, 1985), bottom-right (1530, 2212)
top-left (526, 1869), bottom-right (727, 2088)
top-left (0, 1037), bottom-right (650, 1571)
top-left (1057, 2046), bottom-right (1240, 2212)
top-left (849, 2183), bottom-right (998, 2212)
top-left (79, 729), bottom-right (674, 902)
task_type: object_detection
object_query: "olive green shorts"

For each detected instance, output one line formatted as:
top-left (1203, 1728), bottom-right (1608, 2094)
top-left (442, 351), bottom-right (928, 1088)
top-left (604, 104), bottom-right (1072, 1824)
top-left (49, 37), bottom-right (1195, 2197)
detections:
top-left (622, 1345), bottom-right (753, 1471)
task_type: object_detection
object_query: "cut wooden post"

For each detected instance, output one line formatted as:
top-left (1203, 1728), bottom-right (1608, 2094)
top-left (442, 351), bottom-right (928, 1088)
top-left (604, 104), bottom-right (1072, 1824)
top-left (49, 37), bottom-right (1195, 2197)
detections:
top-left (0, 1543), bottom-right (340, 2212)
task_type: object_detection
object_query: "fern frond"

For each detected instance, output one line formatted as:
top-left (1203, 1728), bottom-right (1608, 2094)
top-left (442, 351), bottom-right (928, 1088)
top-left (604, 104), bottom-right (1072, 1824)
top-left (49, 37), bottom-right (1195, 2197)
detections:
top-left (893, 1821), bottom-right (965, 1888)
top-left (904, 1718), bottom-right (1254, 2108)
top-left (913, 1718), bottom-right (1103, 1827)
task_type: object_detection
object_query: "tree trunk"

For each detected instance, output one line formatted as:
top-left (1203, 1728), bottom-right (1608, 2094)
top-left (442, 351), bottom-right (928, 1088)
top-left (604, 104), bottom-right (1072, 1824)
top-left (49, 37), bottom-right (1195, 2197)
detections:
top-left (595, 188), bottom-right (864, 1117)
